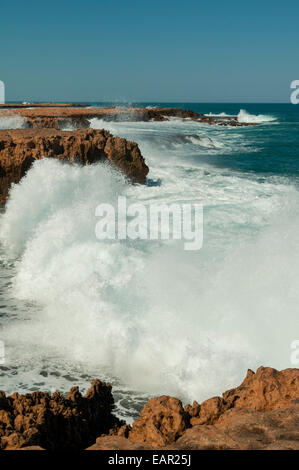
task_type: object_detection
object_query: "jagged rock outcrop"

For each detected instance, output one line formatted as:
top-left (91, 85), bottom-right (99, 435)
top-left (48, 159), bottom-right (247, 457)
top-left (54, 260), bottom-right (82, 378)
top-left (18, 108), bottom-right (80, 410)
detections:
top-left (222, 366), bottom-right (299, 410)
top-left (187, 366), bottom-right (299, 427)
top-left (0, 379), bottom-right (123, 450)
top-left (2, 367), bottom-right (298, 450)
top-left (128, 396), bottom-right (190, 447)
top-left (0, 128), bottom-right (149, 204)
top-left (92, 367), bottom-right (299, 450)
top-left (87, 403), bottom-right (299, 450)
top-left (127, 367), bottom-right (299, 449)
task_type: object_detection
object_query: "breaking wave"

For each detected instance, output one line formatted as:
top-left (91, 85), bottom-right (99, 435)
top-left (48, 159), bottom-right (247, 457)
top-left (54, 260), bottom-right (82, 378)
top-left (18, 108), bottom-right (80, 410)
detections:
top-left (204, 112), bottom-right (233, 117)
top-left (237, 109), bottom-right (277, 123)
top-left (204, 110), bottom-right (277, 124)
top-left (0, 150), bottom-right (298, 405)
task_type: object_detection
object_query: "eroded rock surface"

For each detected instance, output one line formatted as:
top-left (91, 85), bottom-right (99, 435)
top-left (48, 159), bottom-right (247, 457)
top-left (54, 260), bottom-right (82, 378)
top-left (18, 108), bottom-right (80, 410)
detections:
top-left (2, 367), bottom-right (298, 450)
top-left (174, 405), bottom-right (299, 450)
top-left (0, 128), bottom-right (149, 204)
top-left (125, 367), bottom-right (299, 449)
top-left (128, 396), bottom-right (189, 447)
top-left (183, 366), bottom-right (299, 428)
top-left (0, 379), bottom-right (122, 450)
top-left (86, 436), bottom-right (155, 450)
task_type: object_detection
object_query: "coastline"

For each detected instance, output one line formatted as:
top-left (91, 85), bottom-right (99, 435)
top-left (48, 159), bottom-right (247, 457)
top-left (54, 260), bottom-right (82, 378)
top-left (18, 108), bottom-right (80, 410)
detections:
top-left (0, 103), bottom-right (255, 205)
top-left (0, 103), bottom-right (257, 129)
top-left (1, 366), bottom-right (298, 450)
top-left (0, 103), bottom-right (298, 452)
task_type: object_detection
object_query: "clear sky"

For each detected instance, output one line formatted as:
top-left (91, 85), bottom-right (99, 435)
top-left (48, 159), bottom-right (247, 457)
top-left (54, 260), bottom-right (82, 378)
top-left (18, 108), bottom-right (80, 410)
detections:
top-left (1, 0), bottom-right (298, 102)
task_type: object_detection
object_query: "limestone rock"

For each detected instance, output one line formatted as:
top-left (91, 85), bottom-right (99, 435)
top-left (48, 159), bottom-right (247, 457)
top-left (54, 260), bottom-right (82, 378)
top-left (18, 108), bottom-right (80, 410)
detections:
top-left (174, 405), bottom-right (299, 450)
top-left (0, 128), bottom-right (149, 204)
top-left (222, 366), bottom-right (299, 412)
top-left (128, 395), bottom-right (189, 447)
top-left (0, 379), bottom-right (122, 450)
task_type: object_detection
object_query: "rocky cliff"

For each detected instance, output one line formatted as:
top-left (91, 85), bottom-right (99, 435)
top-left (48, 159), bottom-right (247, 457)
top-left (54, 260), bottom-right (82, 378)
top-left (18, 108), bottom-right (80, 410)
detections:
top-left (0, 128), bottom-right (149, 204)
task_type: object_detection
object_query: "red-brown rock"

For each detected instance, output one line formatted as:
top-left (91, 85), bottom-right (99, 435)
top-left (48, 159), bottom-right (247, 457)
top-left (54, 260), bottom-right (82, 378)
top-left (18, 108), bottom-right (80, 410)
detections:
top-left (189, 397), bottom-right (225, 426)
top-left (86, 436), bottom-right (155, 450)
top-left (222, 366), bottom-right (299, 411)
top-left (185, 367), bottom-right (299, 427)
top-left (0, 379), bottom-right (123, 450)
top-left (174, 405), bottom-right (299, 450)
top-left (2, 367), bottom-right (298, 450)
top-left (126, 367), bottom-right (299, 450)
top-left (14, 446), bottom-right (45, 450)
top-left (128, 396), bottom-right (190, 447)
top-left (0, 128), bottom-right (149, 204)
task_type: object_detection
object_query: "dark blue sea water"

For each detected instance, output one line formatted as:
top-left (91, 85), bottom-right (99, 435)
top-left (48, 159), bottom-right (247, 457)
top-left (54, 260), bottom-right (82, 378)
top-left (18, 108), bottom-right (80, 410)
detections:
top-left (183, 103), bottom-right (299, 177)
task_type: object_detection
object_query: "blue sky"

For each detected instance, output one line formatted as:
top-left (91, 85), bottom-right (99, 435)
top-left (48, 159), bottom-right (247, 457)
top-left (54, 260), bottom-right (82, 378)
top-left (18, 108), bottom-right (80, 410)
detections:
top-left (1, 0), bottom-right (298, 102)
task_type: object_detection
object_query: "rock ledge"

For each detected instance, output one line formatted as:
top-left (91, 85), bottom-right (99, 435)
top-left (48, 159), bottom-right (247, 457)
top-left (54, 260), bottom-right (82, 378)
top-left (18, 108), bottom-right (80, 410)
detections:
top-left (0, 128), bottom-right (149, 204)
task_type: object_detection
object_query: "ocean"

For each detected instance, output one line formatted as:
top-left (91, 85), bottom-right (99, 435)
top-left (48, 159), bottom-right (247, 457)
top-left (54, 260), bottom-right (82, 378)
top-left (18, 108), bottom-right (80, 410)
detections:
top-left (0, 103), bottom-right (298, 422)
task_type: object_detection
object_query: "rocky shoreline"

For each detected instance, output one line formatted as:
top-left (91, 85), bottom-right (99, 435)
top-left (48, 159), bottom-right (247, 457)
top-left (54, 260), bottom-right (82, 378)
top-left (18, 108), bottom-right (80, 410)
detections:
top-left (0, 104), bottom-right (255, 129)
top-left (0, 367), bottom-right (298, 450)
top-left (0, 103), bottom-right (255, 206)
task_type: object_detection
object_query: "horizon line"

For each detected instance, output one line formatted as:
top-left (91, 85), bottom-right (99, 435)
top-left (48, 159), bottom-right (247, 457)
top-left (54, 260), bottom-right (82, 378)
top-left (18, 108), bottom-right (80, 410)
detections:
top-left (5, 100), bottom-right (293, 105)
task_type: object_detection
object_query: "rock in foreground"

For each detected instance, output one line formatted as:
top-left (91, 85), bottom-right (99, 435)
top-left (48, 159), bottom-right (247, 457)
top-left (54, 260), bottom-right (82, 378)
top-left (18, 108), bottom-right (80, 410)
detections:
top-left (0, 128), bottom-right (149, 204)
top-left (101, 367), bottom-right (299, 450)
top-left (0, 379), bottom-right (122, 450)
top-left (86, 436), bottom-right (155, 450)
top-left (128, 396), bottom-right (189, 447)
top-left (1, 367), bottom-right (298, 450)
top-left (174, 405), bottom-right (299, 450)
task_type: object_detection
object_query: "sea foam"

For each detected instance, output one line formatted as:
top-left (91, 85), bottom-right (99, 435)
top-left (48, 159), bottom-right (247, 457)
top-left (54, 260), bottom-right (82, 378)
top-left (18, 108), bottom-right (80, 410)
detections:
top-left (204, 110), bottom-right (277, 124)
top-left (237, 109), bottom-right (277, 123)
top-left (0, 154), bottom-right (298, 403)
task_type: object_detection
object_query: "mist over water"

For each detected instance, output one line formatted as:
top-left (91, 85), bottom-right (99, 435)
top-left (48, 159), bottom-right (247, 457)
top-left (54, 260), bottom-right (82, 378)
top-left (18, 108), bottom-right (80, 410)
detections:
top-left (0, 103), bottom-right (298, 420)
